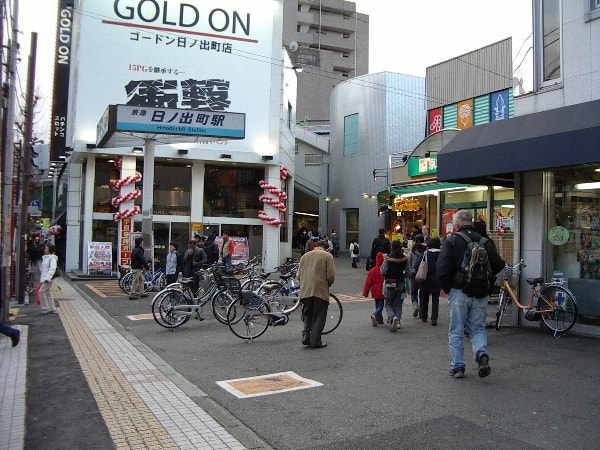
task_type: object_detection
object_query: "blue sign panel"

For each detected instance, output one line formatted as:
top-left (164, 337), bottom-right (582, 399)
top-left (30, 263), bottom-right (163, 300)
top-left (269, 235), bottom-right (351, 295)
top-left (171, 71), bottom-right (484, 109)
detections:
top-left (490, 90), bottom-right (509, 121)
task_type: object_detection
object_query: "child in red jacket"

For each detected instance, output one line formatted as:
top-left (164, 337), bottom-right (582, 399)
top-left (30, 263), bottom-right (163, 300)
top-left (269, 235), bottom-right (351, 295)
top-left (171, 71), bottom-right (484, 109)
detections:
top-left (362, 251), bottom-right (385, 326)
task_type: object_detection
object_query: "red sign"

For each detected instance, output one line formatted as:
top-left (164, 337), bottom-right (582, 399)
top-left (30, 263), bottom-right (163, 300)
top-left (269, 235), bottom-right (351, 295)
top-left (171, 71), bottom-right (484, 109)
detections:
top-left (428, 108), bottom-right (442, 135)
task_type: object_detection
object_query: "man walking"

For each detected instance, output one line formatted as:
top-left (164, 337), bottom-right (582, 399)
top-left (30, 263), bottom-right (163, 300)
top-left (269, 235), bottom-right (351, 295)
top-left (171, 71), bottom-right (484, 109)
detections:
top-left (436, 210), bottom-right (505, 378)
top-left (297, 240), bottom-right (336, 348)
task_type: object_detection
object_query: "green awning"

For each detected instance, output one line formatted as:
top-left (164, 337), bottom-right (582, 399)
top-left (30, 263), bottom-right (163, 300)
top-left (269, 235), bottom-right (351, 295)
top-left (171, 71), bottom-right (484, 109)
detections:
top-left (389, 182), bottom-right (470, 196)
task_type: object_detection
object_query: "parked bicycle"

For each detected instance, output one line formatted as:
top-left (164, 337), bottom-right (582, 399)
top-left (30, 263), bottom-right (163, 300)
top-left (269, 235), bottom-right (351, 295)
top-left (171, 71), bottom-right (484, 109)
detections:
top-left (120, 267), bottom-right (167, 295)
top-left (495, 259), bottom-right (577, 337)
top-left (151, 264), bottom-right (234, 329)
top-left (24, 265), bottom-right (35, 294)
top-left (226, 275), bottom-right (343, 341)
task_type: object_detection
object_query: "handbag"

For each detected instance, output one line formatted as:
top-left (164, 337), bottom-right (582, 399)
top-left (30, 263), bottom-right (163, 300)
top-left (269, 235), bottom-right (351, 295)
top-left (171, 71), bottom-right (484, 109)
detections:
top-left (365, 256), bottom-right (374, 271)
top-left (415, 253), bottom-right (428, 282)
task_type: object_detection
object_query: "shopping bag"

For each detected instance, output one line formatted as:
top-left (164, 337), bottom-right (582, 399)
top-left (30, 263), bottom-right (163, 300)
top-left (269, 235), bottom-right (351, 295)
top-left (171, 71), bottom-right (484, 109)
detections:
top-left (415, 253), bottom-right (428, 282)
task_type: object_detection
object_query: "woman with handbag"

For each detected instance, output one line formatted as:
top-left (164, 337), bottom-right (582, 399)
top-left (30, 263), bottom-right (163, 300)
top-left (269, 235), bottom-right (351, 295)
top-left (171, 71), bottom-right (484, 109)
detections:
top-left (414, 237), bottom-right (442, 325)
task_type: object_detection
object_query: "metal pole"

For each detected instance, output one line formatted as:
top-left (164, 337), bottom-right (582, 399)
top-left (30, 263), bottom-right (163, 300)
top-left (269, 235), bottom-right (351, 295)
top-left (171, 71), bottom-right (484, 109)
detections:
top-left (16, 32), bottom-right (37, 304)
top-left (141, 138), bottom-right (155, 269)
top-left (1, 0), bottom-right (19, 320)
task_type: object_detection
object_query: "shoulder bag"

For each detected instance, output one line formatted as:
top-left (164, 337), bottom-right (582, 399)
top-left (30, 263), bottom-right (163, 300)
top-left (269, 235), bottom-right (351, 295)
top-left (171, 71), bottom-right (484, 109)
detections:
top-left (415, 252), bottom-right (428, 283)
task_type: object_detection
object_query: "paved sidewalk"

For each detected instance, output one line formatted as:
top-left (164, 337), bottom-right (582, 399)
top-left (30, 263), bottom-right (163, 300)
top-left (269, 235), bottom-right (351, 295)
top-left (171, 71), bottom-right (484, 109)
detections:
top-left (0, 279), bottom-right (258, 450)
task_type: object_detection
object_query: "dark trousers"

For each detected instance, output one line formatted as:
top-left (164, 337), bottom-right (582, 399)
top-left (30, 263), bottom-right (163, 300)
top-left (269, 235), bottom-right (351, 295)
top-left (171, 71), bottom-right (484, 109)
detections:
top-left (301, 296), bottom-right (329, 347)
top-left (166, 273), bottom-right (178, 285)
top-left (419, 286), bottom-right (440, 321)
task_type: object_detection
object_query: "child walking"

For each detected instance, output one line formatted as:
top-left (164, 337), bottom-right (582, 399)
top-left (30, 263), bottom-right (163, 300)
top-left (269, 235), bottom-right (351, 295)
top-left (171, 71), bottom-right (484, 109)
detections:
top-left (362, 252), bottom-right (385, 326)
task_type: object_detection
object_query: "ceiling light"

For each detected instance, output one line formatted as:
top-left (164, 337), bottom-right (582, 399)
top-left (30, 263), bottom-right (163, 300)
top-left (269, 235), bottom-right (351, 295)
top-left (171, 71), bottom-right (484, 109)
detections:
top-left (575, 182), bottom-right (600, 190)
top-left (219, 154), bottom-right (232, 160)
top-left (132, 147), bottom-right (143, 154)
top-left (262, 155), bottom-right (274, 161)
top-left (177, 149), bottom-right (188, 155)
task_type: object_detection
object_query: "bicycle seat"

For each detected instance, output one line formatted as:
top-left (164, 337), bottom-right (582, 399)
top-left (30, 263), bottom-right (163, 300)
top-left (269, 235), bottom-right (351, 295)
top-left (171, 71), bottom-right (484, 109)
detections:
top-left (260, 282), bottom-right (280, 292)
top-left (279, 273), bottom-right (294, 281)
top-left (180, 279), bottom-right (194, 287)
top-left (259, 272), bottom-right (273, 278)
top-left (526, 277), bottom-right (544, 286)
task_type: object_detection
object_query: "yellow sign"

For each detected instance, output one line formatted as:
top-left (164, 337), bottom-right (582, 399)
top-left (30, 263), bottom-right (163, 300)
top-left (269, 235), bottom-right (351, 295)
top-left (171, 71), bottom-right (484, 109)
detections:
top-left (393, 199), bottom-right (420, 212)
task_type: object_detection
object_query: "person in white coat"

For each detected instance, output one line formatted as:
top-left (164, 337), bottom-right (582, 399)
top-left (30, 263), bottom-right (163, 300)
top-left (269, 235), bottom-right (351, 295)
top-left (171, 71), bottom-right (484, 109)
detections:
top-left (39, 243), bottom-right (58, 314)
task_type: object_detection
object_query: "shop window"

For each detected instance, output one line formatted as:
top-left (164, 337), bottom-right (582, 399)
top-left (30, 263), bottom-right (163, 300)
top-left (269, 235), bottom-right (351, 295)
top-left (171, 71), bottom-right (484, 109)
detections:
top-left (553, 167), bottom-right (600, 324)
top-left (204, 165), bottom-right (264, 218)
top-left (93, 160), bottom-right (120, 213)
top-left (137, 162), bottom-right (191, 216)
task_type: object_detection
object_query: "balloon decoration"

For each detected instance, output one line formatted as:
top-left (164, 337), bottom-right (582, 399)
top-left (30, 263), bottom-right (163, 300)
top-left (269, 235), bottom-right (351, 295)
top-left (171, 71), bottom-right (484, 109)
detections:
top-left (112, 171), bottom-right (143, 221)
top-left (258, 166), bottom-right (289, 227)
top-left (47, 225), bottom-right (62, 236)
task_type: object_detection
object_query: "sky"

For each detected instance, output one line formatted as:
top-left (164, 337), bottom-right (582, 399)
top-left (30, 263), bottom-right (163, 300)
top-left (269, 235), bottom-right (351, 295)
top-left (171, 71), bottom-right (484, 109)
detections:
top-left (17, 0), bottom-right (533, 141)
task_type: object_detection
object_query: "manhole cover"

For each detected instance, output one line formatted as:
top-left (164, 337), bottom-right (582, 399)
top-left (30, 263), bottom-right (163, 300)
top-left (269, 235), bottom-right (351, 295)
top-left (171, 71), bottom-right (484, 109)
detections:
top-left (217, 371), bottom-right (323, 398)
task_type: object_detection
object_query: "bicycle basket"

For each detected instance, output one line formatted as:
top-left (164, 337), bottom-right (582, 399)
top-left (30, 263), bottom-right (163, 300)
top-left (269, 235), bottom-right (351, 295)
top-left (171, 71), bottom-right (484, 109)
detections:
top-left (218, 276), bottom-right (243, 299)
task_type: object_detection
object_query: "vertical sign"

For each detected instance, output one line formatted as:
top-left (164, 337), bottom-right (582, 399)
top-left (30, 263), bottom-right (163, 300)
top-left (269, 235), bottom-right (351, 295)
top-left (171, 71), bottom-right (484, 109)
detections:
top-left (428, 107), bottom-right (442, 135)
top-left (491, 89), bottom-right (509, 121)
top-left (457, 99), bottom-right (473, 129)
top-left (120, 217), bottom-right (132, 267)
top-left (50, 0), bottom-right (73, 161)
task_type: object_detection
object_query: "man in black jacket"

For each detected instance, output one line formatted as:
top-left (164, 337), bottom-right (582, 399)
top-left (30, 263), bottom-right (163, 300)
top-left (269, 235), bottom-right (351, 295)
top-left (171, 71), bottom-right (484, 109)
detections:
top-left (436, 210), bottom-right (504, 379)
top-left (370, 228), bottom-right (391, 259)
top-left (129, 237), bottom-right (150, 300)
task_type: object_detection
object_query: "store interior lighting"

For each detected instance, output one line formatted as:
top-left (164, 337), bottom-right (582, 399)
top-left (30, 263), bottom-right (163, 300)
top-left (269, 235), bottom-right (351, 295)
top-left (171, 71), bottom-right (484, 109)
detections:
top-left (574, 182), bottom-right (600, 190)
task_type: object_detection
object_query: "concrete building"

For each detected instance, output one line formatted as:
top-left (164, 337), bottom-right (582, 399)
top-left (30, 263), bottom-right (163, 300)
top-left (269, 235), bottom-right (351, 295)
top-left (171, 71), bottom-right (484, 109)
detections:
top-left (283, 0), bottom-right (369, 126)
top-left (328, 72), bottom-right (426, 253)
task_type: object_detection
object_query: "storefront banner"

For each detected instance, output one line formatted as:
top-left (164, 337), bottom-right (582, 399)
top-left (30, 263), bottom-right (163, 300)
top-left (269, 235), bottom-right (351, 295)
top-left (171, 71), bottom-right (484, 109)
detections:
top-left (88, 242), bottom-right (113, 274)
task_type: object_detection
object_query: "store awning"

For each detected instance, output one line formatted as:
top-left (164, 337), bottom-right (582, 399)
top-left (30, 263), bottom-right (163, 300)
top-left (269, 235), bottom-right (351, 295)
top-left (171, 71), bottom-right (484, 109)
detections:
top-left (389, 182), bottom-right (470, 196)
top-left (437, 99), bottom-right (600, 185)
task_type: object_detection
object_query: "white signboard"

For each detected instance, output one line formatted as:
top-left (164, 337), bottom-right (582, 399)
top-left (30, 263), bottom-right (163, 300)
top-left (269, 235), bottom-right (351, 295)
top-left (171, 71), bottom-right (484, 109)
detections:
top-left (71, 0), bottom-right (280, 151)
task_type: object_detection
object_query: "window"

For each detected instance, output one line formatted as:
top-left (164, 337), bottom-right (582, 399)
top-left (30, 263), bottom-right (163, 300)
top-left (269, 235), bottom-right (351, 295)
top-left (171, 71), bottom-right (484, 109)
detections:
top-left (342, 33), bottom-right (350, 39)
top-left (343, 114), bottom-right (359, 155)
top-left (535, 0), bottom-right (561, 85)
top-left (305, 154), bottom-right (323, 166)
top-left (287, 101), bottom-right (292, 129)
top-left (150, 163), bottom-right (191, 215)
top-left (594, 0), bottom-right (600, 9)
top-left (93, 160), bottom-right (120, 213)
top-left (203, 166), bottom-right (264, 218)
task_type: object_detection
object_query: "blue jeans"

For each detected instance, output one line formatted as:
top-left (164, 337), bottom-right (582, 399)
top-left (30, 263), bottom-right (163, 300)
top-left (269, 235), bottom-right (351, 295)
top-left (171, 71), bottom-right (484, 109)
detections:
top-left (410, 278), bottom-right (419, 308)
top-left (372, 299), bottom-right (384, 323)
top-left (447, 288), bottom-right (489, 370)
top-left (384, 285), bottom-right (404, 323)
top-left (223, 255), bottom-right (232, 269)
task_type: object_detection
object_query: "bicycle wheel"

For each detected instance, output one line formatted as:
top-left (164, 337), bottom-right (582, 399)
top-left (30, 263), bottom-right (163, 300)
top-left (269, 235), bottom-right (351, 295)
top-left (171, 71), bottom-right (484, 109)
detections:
top-left (240, 278), bottom-right (263, 292)
top-left (212, 289), bottom-right (236, 324)
top-left (120, 272), bottom-right (133, 294)
top-left (25, 273), bottom-right (35, 294)
top-left (495, 290), bottom-right (509, 330)
top-left (538, 285), bottom-right (577, 335)
top-left (322, 293), bottom-right (343, 334)
top-left (227, 296), bottom-right (271, 340)
top-left (152, 289), bottom-right (193, 329)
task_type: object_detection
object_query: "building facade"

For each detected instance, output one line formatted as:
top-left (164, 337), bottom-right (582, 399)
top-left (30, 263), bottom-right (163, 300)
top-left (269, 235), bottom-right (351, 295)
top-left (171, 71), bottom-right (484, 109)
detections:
top-left (59, 0), bottom-right (296, 273)
top-left (283, 0), bottom-right (369, 126)
top-left (437, 0), bottom-right (600, 334)
top-left (328, 72), bottom-right (426, 253)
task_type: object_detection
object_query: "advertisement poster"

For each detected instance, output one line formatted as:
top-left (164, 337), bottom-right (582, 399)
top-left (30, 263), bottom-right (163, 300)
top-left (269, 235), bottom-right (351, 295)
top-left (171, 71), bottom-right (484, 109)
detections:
top-left (215, 236), bottom-right (250, 266)
top-left (442, 209), bottom-right (459, 237)
top-left (88, 242), bottom-right (112, 274)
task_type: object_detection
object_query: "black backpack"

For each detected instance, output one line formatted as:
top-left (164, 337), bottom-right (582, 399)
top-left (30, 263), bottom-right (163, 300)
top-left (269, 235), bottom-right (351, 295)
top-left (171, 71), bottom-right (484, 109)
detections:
top-left (455, 232), bottom-right (492, 298)
top-left (352, 243), bottom-right (359, 255)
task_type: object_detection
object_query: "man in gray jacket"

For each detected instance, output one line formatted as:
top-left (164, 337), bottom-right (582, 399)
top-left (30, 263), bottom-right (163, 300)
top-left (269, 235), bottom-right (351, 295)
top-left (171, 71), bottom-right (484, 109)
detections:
top-left (297, 240), bottom-right (336, 348)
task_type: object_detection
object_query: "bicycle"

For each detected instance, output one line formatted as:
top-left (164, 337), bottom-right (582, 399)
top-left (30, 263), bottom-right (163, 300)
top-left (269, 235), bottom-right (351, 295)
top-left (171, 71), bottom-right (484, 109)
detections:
top-left (25, 265), bottom-right (35, 294)
top-left (226, 277), bottom-right (343, 341)
top-left (121, 267), bottom-right (167, 295)
top-left (151, 264), bottom-right (234, 328)
top-left (495, 259), bottom-right (577, 337)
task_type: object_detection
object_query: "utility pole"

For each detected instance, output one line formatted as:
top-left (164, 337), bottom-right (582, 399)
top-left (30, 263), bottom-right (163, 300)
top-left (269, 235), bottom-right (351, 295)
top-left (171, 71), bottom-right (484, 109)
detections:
top-left (1, 0), bottom-right (19, 321)
top-left (16, 31), bottom-right (37, 304)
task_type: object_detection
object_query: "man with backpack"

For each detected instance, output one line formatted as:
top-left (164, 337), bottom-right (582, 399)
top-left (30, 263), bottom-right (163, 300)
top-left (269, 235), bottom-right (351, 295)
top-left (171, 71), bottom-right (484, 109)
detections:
top-left (436, 210), bottom-right (505, 379)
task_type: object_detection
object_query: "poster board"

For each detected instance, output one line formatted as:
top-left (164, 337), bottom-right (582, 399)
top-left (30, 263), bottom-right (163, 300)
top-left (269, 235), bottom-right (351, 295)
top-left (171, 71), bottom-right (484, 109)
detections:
top-left (88, 242), bottom-right (112, 275)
